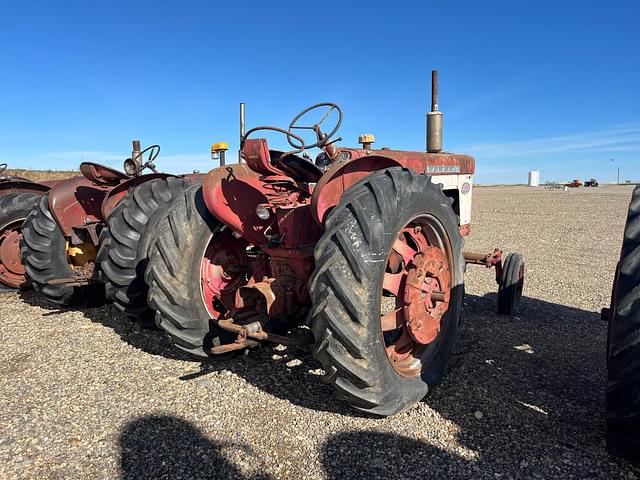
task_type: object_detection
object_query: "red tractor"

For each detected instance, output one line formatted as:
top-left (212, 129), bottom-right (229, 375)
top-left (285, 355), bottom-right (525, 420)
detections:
top-left (145, 71), bottom-right (525, 415)
top-left (19, 142), bottom-right (202, 322)
top-left (0, 163), bottom-right (66, 290)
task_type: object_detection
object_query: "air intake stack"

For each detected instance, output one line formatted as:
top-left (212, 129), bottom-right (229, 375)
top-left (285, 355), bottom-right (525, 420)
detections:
top-left (426, 70), bottom-right (443, 153)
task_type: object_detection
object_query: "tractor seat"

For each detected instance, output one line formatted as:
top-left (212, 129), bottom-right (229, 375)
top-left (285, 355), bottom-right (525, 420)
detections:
top-left (80, 162), bottom-right (128, 186)
top-left (270, 151), bottom-right (323, 183)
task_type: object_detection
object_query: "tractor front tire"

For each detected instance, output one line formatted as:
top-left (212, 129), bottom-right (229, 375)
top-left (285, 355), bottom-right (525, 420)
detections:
top-left (309, 167), bottom-right (464, 416)
top-left (607, 185), bottom-right (640, 463)
top-left (20, 195), bottom-right (102, 306)
top-left (0, 193), bottom-right (41, 289)
top-left (97, 177), bottom-right (191, 323)
top-left (145, 186), bottom-right (235, 357)
top-left (497, 253), bottom-right (525, 315)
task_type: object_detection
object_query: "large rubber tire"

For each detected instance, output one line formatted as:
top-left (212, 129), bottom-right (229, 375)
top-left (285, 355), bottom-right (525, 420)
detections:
top-left (0, 193), bottom-right (41, 289)
top-left (497, 252), bottom-right (525, 315)
top-left (145, 186), bottom-right (235, 357)
top-left (20, 194), bottom-right (103, 306)
top-left (309, 167), bottom-right (465, 416)
top-left (97, 177), bottom-right (192, 322)
top-left (607, 185), bottom-right (640, 463)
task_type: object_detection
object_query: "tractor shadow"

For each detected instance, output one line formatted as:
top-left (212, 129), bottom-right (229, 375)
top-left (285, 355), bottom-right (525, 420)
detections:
top-left (118, 414), bottom-right (272, 480)
top-left (18, 286), bottom-right (640, 475)
top-left (17, 288), bottom-right (196, 361)
top-left (316, 292), bottom-right (640, 478)
top-left (17, 288), bottom-right (353, 414)
top-left (16, 287), bottom-right (625, 425)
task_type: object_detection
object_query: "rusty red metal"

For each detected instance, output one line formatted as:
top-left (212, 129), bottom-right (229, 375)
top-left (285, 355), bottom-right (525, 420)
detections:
top-left (464, 249), bottom-right (503, 284)
top-left (79, 162), bottom-right (127, 186)
top-left (379, 220), bottom-right (453, 377)
top-left (311, 148), bottom-right (475, 225)
top-left (403, 246), bottom-right (451, 345)
top-left (203, 163), bottom-right (277, 246)
top-left (48, 176), bottom-right (112, 238)
top-left (0, 180), bottom-right (52, 198)
top-left (0, 220), bottom-right (26, 288)
top-left (200, 228), bottom-right (252, 319)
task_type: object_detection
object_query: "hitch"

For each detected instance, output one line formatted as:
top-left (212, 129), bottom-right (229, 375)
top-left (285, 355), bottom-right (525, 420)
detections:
top-left (47, 262), bottom-right (96, 287)
top-left (211, 316), bottom-right (313, 355)
top-left (464, 249), bottom-right (503, 284)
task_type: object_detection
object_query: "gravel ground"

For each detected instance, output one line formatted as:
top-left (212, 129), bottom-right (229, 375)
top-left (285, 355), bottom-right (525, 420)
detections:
top-left (1, 185), bottom-right (638, 479)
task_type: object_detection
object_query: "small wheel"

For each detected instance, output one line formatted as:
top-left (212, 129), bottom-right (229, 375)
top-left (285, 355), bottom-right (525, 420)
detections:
top-left (497, 253), bottom-right (524, 315)
top-left (309, 167), bottom-right (464, 416)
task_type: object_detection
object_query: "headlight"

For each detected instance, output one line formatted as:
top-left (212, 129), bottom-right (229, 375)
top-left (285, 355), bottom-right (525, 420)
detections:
top-left (255, 205), bottom-right (271, 220)
top-left (123, 158), bottom-right (138, 176)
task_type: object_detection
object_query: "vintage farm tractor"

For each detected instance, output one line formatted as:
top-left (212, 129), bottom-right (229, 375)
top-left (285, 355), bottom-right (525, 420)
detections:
top-left (145, 71), bottom-right (525, 415)
top-left (0, 163), bottom-right (66, 290)
top-left (19, 142), bottom-right (202, 319)
top-left (603, 185), bottom-right (640, 463)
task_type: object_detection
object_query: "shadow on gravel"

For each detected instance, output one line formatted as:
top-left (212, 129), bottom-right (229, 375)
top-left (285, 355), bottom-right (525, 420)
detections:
top-left (20, 282), bottom-right (638, 476)
top-left (18, 289), bottom-right (195, 361)
top-left (119, 292), bottom-right (637, 477)
top-left (119, 414), bottom-right (271, 480)
top-left (18, 289), bottom-right (354, 415)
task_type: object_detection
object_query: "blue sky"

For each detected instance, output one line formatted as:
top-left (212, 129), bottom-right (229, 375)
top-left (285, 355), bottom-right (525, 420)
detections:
top-left (0, 1), bottom-right (637, 183)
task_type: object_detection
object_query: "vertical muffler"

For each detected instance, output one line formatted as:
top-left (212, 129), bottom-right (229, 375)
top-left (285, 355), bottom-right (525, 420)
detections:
top-left (427, 70), bottom-right (443, 153)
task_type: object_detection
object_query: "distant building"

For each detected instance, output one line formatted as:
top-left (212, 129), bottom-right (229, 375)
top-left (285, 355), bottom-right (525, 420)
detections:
top-left (528, 170), bottom-right (540, 187)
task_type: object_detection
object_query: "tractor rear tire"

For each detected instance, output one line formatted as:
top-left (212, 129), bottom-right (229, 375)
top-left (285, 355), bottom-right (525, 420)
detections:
top-left (97, 177), bottom-right (191, 324)
top-left (145, 185), bottom-right (235, 357)
top-left (497, 253), bottom-right (525, 315)
top-left (309, 167), bottom-right (464, 416)
top-left (20, 195), bottom-right (103, 306)
top-left (0, 192), bottom-right (41, 289)
top-left (607, 185), bottom-right (640, 463)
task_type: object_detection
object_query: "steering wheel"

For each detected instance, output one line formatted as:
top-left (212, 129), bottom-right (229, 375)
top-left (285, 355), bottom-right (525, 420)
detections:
top-left (124, 145), bottom-right (160, 176)
top-left (0, 163), bottom-right (7, 172)
top-left (287, 103), bottom-right (342, 150)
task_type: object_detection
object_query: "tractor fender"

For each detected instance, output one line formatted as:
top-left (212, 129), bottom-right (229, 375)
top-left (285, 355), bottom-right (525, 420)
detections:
top-left (100, 172), bottom-right (205, 219)
top-left (48, 176), bottom-right (114, 237)
top-left (311, 149), bottom-right (475, 225)
top-left (201, 163), bottom-right (272, 246)
top-left (0, 180), bottom-right (53, 199)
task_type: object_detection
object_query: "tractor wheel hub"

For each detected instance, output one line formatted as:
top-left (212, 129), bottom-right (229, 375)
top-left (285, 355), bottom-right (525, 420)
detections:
top-left (403, 246), bottom-right (451, 344)
top-left (0, 223), bottom-right (26, 287)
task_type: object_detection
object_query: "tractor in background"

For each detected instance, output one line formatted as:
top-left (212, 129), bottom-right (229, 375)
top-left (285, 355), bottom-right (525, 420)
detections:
top-left (19, 142), bottom-right (202, 323)
top-left (584, 178), bottom-right (599, 187)
top-left (145, 71), bottom-right (525, 415)
top-left (0, 163), bottom-right (66, 290)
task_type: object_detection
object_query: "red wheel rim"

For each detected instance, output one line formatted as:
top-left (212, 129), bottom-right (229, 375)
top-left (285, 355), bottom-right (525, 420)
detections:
top-left (380, 216), bottom-right (453, 377)
top-left (0, 220), bottom-right (26, 288)
top-left (199, 229), bottom-right (250, 319)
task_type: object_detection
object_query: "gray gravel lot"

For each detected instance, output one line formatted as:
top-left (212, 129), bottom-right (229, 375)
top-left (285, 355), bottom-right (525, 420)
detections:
top-left (1, 185), bottom-right (638, 479)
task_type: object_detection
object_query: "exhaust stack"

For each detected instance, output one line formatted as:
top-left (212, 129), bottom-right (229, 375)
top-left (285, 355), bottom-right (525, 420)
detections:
top-left (239, 102), bottom-right (245, 162)
top-left (426, 70), bottom-right (443, 153)
top-left (131, 140), bottom-right (142, 168)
